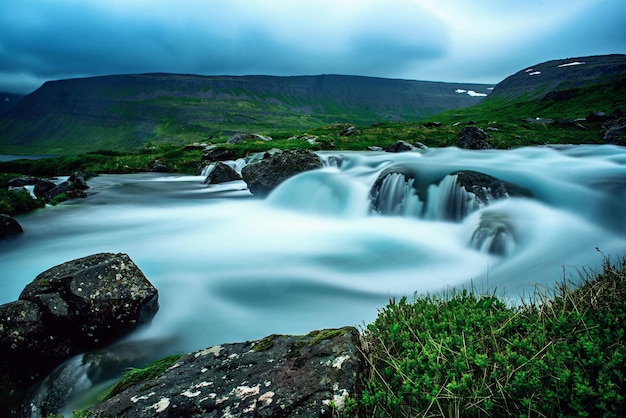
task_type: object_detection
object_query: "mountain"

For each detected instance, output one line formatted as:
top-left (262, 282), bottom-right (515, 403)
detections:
top-left (0, 93), bottom-right (24, 118)
top-left (488, 54), bottom-right (626, 100)
top-left (0, 74), bottom-right (491, 155)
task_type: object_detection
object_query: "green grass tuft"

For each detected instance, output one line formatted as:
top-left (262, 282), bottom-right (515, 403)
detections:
top-left (349, 255), bottom-right (626, 417)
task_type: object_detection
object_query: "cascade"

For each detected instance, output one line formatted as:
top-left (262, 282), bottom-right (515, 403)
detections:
top-left (423, 174), bottom-right (481, 221)
top-left (370, 172), bottom-right (423, 217)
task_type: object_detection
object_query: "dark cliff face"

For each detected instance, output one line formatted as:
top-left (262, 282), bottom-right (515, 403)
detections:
top-left (488, 54), bottom-right (626, 100)
top-left (0, 73), bottom-right (491, 154)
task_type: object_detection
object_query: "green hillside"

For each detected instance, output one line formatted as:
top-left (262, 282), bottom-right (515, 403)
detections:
top-left (0, 74), bottom-right (491, 155)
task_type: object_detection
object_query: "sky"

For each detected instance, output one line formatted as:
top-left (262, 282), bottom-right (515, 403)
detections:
top-left (1, 0), bottom-right (625, 94)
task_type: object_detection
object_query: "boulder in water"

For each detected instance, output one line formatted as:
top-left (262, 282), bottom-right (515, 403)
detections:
top-left (470, 211), bottom-right (517, 256)
top-left (241, 149), bottom-right (323, 196)
top-left (369, 169), bottom-right (422, 217)
top-left (0, 253), bottom-right (158, 415)
top-left (0, 214), bottom-right (23, 238)
top-left (386, 140), bottom-right (419, 153)
top-left (85, 327), bottom-right (363, 418)
top-left (204, 161), bottom-right (242, 184)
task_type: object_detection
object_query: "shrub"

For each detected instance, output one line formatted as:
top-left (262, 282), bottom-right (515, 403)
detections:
top-left (354, 256), bottom-right (626, 417)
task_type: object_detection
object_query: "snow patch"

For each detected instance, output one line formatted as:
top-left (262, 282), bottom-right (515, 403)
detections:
top-left (455, 89), bottom-right (488, 97)
top-left (529, 71), bottom-right (541, 76)
top-left (558, 61), bottom-right (586, 68)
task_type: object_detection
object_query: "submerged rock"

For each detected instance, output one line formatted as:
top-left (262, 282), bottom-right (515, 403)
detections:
top-left (0, 214), bottom-right (23, 238)
top-left (241, 149), bottom-right (323, 196)
top-left (0, 253), bottom-right (158, 415)
top-left (204, 161), bottom-right (242, 184)
top-left (86, 327), bottom-right (363, 418)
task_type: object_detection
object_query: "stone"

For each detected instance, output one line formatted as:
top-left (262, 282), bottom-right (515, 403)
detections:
top-left (33, 178), bottom-right (56, 198)
top-left (339, 125), bottom-right (360, 136)
top-left (0, 214), bottom-right (23, 238)
top-left (201, 146), bottom-right (236, 163)
top-left (85, 327), bottom-right (364, 418)
top-left (241, 149), bottom-right (323, 196)
top-left (600, 109), bottom-right (626, 145)
top-left (204, 162), bottom-right (242, 184)
top-left (456, 126), bottom-right (494, 149)
top-left (69, 171), bottom-right (90, 190)
top-left (423, 121), bottom-right (442, 128)
top-left (227, 132), bottom-right (272, 144)
top-left (0, 253), bottom-right (158, 416)
top-left (7, 176), bottom-right (38, 187)
top-left (586, 110), bottom-right (609, 123)
top-left (386, 140), bottom-right (418, 153)
top-left (150, 159), bottom-right (168, 172)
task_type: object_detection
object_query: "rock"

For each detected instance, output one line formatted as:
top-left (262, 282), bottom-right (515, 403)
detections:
top-left (201, 146), bottom-right (236, 163)
top-left (241, 149), bottom-right (323, 196)
top-left (19, 253), bottom-right (158, 351)
top-left (227, 132), bottom-right (272, 144)
top-left (150, 159), bottom-right (168, 172)
top-left (454, 170), bottom-right (532, 203)
top-left (386, 140), bottom-right (418, 153)
top-left (423, 121), bottom-right (442, 128)
top-left (369, 169), bottom-right (421, 216)
top-left (34, 172), bottom-right (91, 202)
top-left (183, 143), bottom-right (208, 151)
top-left (0, 214), bottom-right (23, 238)
top-left (600, 109), bottom-right (626, 145)
top-left (7, 176), bottom-right (38, 187)
top-left (0, 253), bottom-right (158, 415)
top-left (456, 127), bottom-right (493, 150)
top-left (339, 125), bottom-right (360, 136)
top-left (69, 171), bottom-right (90, 190)
top-left (33, 178), bottom-right (56, 198)
top-left (586, 110), bottom-right (609, 123)
top-left (470, 211), bottom-right (517, 256)
top-left (367, 146), bottom-right (384, 151)
top-left (85, 327), bottom-right (363, 418)
top-left (204, 162), bottom-right (242, 184)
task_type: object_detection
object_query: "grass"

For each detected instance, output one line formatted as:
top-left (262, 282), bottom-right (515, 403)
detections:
top-left (347, 254), bottom-right (626, 417)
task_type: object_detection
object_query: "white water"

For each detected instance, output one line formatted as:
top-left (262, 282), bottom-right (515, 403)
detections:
top-left (1, 145), bottom-right (626, 411)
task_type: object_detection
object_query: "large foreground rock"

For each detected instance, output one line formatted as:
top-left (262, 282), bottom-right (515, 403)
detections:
top-left (87, 327), bottom-right (363, 418)
top-left (241, 149), bottom-right (323, 196)
top-left (0, 253), bottom-right (158, 415)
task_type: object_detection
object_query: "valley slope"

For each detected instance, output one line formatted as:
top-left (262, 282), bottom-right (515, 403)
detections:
top-left (0, 74), bottom-right (491, 155)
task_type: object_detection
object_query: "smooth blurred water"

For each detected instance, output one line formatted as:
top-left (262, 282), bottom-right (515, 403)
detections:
top-left (2, 145), bottom-right (626, 413)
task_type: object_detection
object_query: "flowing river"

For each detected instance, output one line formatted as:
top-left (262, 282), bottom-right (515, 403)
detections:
top-left (1, 145), bottom-right (626, 414)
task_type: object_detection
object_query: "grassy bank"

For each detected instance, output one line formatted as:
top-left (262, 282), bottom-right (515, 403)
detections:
top-left (348, 255), bottom-right (626, 417)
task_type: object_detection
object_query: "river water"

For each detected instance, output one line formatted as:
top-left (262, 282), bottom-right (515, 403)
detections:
top-left (1, 145), bottom-right (626, 413)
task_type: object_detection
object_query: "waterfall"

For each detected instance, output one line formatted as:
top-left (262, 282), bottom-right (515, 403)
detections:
top-left (423, 174), bottom-right (481, 221)
top-left (370, 172), bottom-right (423, 217)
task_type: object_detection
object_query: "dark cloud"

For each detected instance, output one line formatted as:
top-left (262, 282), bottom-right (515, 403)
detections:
top-left (0, 0), bottom-right (449, 93)
top-left (0, 0), bottom-right (624, 94)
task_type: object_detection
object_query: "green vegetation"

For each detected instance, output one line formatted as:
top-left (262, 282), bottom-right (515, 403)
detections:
top-left (347, 255), bottom-right (626, 417)
top-left (99, 354), bottom-right (184, 402)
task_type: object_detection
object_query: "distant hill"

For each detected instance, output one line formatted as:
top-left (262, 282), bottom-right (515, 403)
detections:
top-left (0, 93), bottom-right (24, 118)
top-left (488, 54), bottom-right (626, 100)
top-left (0, 74), bottom-right (491, 155)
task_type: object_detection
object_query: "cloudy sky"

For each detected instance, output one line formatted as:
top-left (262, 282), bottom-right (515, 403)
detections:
top-left (1, 0), bottom-right (625, 94)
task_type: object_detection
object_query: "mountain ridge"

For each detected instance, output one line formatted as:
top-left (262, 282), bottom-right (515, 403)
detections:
top-left (0, 74), bottom-right (491, 155)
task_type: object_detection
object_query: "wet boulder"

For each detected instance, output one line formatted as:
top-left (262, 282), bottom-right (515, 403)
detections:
top-left (0, 253), bottom-right (158, 415)
top-left (0, 214), bottom-right (23, 238)
top-left (470, 211), bottom-right (517, 256)
top-left (85, 327), bottom-right (363, 418)
top-left (370, 169), bottom-right (422, 217)
top-left (457, 126), bottom-right (494, 149)
top-left (35, 171), bottom-right (91, 202)
top-left (453, 170), bottom-right (532, 204)
top-left (204, 161), bottom-right (242, 184)
top-left (386, 140), bottom-right (419, 153)
top-left (241, 149), bottom-right (323, 196)
top-left (7, 176), bottom-right (38, 187)
top-left (33, 178), bottom-right (56, 198)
